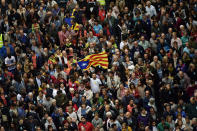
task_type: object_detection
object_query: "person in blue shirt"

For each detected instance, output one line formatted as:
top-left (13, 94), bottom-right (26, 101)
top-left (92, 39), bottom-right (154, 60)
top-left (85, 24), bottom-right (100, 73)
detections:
top-left (52, 4), bottom-right (60, 16)
top-left (175, 106), bottom-right (186, 118)
top-left (93, 21), bottom-right (103, 34)
top-left (18, 29), bottom-right (29, 51)
top-left (183, 42), bottom-right (190, 54)
top-left (64, 12), bottom-right (72, 27)
top-left (19, 30), bottom-right (29, 45)
top-left (0, 40), bottom-right (15, 59)
top-left (157, 38), bottom-right (170, 53)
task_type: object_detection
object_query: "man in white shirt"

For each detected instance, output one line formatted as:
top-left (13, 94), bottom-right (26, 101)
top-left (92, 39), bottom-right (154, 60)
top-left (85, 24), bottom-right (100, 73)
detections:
top-left (84, 86), bottom-right (93, 101)
top-left (120, 39), bottom-right (129, 50)
top-left (67, 106), bottom-right (78, 123)
top-left (145, 1), bottom-right (157, 17)
top-left (90, 73), bottom-right (101, 93)
top-left (43, 95), bottom-right (53, 112)
top-left (62, 50), bottom-right (68, 65)
top-left (5, 54), bottom-right (16, 73)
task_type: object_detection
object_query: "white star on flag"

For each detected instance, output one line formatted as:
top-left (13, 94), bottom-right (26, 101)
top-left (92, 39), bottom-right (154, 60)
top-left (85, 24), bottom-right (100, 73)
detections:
top-left (82, 63), bottom-right (87, 67)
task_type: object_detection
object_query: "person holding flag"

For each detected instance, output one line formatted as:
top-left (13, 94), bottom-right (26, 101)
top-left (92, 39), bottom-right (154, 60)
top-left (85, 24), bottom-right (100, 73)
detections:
top-left (77, 51), bottom-right (109, 70)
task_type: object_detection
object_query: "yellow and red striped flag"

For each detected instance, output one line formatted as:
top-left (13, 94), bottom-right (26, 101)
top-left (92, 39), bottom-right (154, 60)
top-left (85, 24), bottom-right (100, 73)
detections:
top-left (77, 52), bottom-right (108, 70)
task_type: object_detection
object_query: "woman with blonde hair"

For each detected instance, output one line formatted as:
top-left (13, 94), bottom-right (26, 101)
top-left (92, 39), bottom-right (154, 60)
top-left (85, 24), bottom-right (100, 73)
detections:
top-left (166, 115), bottom-right (175, 130)
top-left (122, 122), bottom-right (132, 131)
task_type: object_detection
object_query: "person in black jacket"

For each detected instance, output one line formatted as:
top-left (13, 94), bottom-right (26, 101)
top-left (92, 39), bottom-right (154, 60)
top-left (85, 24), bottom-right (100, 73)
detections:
top-left (0, 0), bottom-right (8, 16)
top-left (113, 20), bottom-right (122, 48)
top-left (26, 105), bottom-right (41, 123)
top-left (160, 84), bottom-right (175, 105)
top-left (26, 8), bottom-right (40, 28)
top-left (0, 100), bottom-right (10, 129)
top-left (130, 41), bottom-right (145, 61)
top-left (69, 63), bottom-right (82, 76)
top-left (24, 116), bottom-right (39, 131)
top-left (124, 112), bottom-right (137, 130)
top-left (17, 118), bottom-right (25, 131)
top-left (134, 20), bottom-right (146, 39)
top-left (8, 10), bottom-right (21, 27)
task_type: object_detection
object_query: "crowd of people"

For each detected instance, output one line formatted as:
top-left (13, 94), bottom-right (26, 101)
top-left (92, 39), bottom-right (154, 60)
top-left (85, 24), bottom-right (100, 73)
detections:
top-left (0, 0), bottom-right (197, 130)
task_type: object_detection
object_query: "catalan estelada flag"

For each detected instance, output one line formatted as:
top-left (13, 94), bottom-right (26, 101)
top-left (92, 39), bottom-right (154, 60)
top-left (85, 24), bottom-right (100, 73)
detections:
top-left (78, 52), bottom-right (108, 70)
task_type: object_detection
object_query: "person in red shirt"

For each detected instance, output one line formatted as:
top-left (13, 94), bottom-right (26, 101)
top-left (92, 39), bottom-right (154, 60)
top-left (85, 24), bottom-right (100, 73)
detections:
top-left (31, 51), bottom-right (37, 69)
top-left (78, 116), bottom-right (94, 131)
top-left (99, 6), bottom-right (105, 22)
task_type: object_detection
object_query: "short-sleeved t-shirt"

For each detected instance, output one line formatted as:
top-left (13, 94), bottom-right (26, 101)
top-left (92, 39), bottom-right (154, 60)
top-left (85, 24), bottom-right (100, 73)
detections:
top-left (5, 56), bottom-right (16, 71)
top-left (90, 78), bottom-right (101, 93)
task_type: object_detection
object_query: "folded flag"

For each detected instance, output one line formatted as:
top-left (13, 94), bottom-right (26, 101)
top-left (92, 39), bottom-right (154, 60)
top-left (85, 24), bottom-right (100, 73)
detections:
top-left (78, 52), bottom-right (108, 70)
